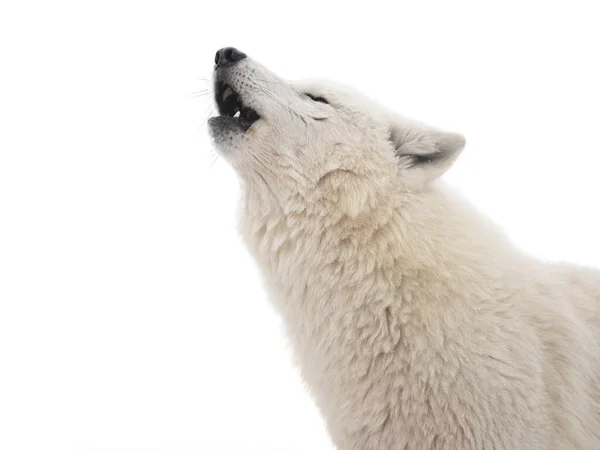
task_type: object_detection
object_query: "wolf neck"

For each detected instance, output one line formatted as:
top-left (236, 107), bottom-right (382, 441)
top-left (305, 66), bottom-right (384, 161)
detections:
top-left (239, 180), bottom-right (520, 321)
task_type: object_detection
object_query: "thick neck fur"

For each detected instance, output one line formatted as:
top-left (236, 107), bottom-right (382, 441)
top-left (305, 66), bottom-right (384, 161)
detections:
top-left (238, 175), bottom-right (531, 363)
top-left (240, 177), bottom-right (524, 313)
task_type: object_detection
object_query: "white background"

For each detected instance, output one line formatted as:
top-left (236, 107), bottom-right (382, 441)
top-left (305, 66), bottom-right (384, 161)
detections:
top-left (1, 1), bottom-right (599, 449)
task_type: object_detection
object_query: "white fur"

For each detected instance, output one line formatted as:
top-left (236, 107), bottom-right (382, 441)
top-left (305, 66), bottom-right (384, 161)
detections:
top-left (209, 54), bottom-right (600, 449)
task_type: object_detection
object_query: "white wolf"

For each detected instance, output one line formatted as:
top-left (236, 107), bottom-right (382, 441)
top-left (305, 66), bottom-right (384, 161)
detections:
top-left (208, 47), bottom-right (600, 449)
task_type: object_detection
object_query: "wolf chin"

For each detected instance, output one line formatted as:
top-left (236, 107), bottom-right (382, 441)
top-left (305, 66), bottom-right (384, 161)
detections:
top-left (208, 47), bottom-right (600, 449)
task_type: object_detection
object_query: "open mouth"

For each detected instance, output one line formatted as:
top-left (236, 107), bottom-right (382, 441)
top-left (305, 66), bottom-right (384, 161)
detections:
top-left (214, 81), bottom-right (260, 131)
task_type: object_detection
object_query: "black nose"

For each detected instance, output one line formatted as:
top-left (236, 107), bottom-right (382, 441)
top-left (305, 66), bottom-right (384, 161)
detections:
top-left (214, 47), bottom-right (246, 69)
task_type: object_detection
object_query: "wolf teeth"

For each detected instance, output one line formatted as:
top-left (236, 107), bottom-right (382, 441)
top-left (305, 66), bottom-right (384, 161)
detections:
top-left (222, 86), bottom-right (234, 102)
top-left (214, 80), bottom-right (260, 129)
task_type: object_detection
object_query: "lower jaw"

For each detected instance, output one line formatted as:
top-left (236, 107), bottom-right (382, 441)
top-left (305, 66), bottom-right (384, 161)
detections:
top-left (209, 115), bottom-right (257, 132)
top-left (208, 115), bottom-right (245, 136)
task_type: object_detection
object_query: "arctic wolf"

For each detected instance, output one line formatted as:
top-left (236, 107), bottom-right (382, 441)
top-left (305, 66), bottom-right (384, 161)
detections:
top-left (208, 47), bottom-right (600, 450)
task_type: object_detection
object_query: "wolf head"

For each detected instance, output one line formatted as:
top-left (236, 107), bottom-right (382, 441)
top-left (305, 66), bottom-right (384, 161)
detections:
top-left (208, 47), bottom-right (465, 217)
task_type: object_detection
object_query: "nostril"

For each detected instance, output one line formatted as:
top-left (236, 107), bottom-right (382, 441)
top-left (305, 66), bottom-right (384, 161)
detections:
top-left (214, 47), bottom-right (247, 69)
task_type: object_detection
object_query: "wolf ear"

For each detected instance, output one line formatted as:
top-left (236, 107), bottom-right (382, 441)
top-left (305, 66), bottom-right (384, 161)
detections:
top-left (389, 121), bottom-right (466, 186)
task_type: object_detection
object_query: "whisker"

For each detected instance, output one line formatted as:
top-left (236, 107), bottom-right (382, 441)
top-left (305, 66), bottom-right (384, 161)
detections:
top-left (197, 105), bottom-right (215, 132)
top-left (253, 78), bottom-right (286, 85)
top-left (209, 151), bottom-right (219, 169)
top-left (254, 82), bottom-right (297, 117)
top-left (253, 81), bottom-right (283, 103)
top-left (188, 91), bottom-right (214, 99)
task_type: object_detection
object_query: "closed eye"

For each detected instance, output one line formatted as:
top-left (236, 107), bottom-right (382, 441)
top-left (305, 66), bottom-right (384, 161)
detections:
top-left (305, 93), bottom-right (329, 104)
